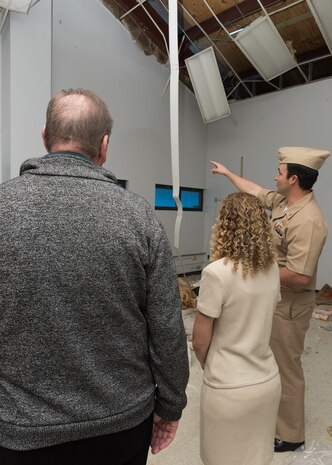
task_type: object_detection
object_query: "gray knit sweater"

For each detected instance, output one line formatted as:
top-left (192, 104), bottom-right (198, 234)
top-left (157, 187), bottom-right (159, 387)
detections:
top-left (0, 152), bottom-right (189, 450)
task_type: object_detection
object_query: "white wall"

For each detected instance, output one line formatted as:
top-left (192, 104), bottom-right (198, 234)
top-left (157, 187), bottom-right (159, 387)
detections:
top-left (0, 0), bottom-right (207, 258)
top-left (0, 15), bottom-right (10, 182)
top-left (51, 0), bottom-right (207, 257)
top-left (0, 2), bottom-right (52, 180)
top-left (3, 0), bottom-right (331, 282)
top-left (206, 78), bottom-right (332, 288)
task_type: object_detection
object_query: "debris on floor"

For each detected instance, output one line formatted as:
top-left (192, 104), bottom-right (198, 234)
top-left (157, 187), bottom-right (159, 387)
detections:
top-left (312, 305), bottom-right (332, 321)
top-left (286, 442), bottom-right (332, 465)
top-left (319, 325), bottom-right (332, 332)
top-left (315, 284), bottom-right (332, 305)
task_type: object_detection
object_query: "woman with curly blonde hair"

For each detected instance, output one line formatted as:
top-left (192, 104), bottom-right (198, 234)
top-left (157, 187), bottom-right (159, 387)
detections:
top-left (193, 192), bottom-right (281, 465)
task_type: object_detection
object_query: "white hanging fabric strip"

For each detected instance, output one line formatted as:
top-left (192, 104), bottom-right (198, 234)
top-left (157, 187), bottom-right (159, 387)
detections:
top-left (168, 0), bottom-right (183, 251)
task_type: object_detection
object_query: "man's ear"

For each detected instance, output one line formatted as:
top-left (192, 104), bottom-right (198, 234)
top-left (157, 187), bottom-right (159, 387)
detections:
top-left (99, 134), bottom-right (109, 165)
top-left (289, 174), bottom-right (298, 186)
top-left (41, 125), bottom-right (48, 151)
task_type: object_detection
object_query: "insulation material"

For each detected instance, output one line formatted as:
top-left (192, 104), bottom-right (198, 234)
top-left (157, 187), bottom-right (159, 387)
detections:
top-left (102, 0), bottom-right (168, 64)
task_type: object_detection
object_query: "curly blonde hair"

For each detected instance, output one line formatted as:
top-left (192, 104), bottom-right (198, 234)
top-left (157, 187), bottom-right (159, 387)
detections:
top-left (210, 192), bottom-right (276, 278)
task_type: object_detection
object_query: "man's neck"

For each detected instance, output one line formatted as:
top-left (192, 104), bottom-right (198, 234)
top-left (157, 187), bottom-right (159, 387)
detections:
top-left (286, 188), bottom-right (311, 207)
top-left (49, 144), bottom-right (100, 164)
top-left (51, 143), bottom-right (83, 154)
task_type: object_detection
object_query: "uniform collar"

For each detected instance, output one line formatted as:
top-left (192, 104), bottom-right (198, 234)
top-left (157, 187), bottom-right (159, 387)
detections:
top-left (273, 191), bottom-right (314, 220)
top-left (285, 191), bottom-right (314, 219)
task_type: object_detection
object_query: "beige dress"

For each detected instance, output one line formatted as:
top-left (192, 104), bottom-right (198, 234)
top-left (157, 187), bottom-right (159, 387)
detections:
top-left (197, 260), bottom-right (281, 465)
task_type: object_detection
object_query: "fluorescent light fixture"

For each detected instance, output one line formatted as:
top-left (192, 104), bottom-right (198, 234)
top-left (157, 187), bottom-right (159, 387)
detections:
top-left (0, 0), bottom-right (33, 13)
top-left (185, 47), bottom-right (231, 124)
top-left (307, 0), bottom-right (332, 53)
top-left (235, 16), bottom-right (297, 81)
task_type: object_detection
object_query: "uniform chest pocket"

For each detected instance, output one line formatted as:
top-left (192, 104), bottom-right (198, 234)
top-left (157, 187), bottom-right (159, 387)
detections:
top-left (272, 219), bottom-right (287, 240)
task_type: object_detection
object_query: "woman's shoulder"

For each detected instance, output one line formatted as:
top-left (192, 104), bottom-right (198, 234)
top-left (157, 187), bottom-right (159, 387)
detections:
top-left (202, 259), bottom-right (234, 278)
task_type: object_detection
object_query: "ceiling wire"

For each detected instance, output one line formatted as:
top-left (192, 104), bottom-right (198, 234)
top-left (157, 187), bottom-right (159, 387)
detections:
top-left (232, 0), bottom-right (251, 27)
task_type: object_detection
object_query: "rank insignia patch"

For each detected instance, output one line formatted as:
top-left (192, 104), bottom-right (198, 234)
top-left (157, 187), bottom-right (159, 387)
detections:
top-left (273, 219), bottom-right (287, 238)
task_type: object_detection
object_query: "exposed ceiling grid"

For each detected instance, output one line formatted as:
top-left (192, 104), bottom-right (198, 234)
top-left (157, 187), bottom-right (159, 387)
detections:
top-left (103, 0), bottom-right (332, 102)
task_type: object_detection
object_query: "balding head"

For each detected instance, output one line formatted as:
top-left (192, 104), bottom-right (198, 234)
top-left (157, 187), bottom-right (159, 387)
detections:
top-left (43, 89), bottom-right (113, 160)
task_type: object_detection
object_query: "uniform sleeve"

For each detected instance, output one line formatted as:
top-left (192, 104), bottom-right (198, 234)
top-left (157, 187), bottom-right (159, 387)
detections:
top-left (257, 188), bottom-right (285, 211)
top-left (286, 218), bottom-right (327, 276)
top-left (197, 265), bottom-right (224, 318)
top-left (144, 225), bottom-right (189, 421)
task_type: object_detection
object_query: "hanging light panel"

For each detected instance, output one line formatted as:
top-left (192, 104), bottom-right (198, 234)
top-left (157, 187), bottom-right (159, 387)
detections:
top-left (0, 1), bottom-right (33, 13)
top-left (185, 47), bottom-right (231, 124)
top-left (235, 16), bottom-right (297, 81)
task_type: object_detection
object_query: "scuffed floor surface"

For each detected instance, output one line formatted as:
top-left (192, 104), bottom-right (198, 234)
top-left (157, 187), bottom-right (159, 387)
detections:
top-left (147, 317), bottom-right (332, 465)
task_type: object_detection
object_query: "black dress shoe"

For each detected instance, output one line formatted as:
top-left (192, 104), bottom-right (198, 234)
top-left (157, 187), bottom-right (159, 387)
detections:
top-left (274, 438), bottom-right (305, 452)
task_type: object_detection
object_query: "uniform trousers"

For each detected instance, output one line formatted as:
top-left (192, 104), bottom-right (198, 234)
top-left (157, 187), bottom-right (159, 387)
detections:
top-left (0, 414), bottom-right (153, 465)
top-left (270, 290), bottom-right (315, 443)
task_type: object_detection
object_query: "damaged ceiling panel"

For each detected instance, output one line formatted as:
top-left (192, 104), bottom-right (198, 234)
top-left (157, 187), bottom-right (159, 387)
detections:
top-left (102, 0), bottom-right (332, 102)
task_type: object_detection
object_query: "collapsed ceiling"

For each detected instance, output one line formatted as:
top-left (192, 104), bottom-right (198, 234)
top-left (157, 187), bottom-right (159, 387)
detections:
top-left (103, 0), bottom-right (332, 102)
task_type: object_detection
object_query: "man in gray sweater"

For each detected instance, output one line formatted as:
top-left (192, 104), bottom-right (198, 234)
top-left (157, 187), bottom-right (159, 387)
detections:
top-left (0, 89), bottom-right (189, 465)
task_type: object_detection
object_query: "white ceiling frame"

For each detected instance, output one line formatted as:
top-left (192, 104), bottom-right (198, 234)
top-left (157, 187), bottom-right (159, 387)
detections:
top-left (202, 0), bottom-right (281, 91)
top-left (306, 0), bottom-right (332, 55)
top-left (269, 0), bottom-right (305, 16)
top-left (265, 0), bottom-right (332, 74)
top-left (140, 1), bottom-right (169, 57)
top-left (118, 0), bottom-right (170, 57)
top-left (119, 0), bottom-right (146, 20)
top-left (178, 1), bottom-right (254, 99)
top-left (256, 0), bottom-right (309, 83)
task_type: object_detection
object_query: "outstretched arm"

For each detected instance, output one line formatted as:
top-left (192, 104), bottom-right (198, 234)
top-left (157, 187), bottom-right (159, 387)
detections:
top-left (150, 414), bottom-right (179, 454)
top-left (210, 160), bottom-right (263, 197)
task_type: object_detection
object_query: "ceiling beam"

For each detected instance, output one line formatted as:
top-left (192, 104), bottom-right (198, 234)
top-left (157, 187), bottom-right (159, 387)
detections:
top-left (183, 0), bottom-right (282, 45)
